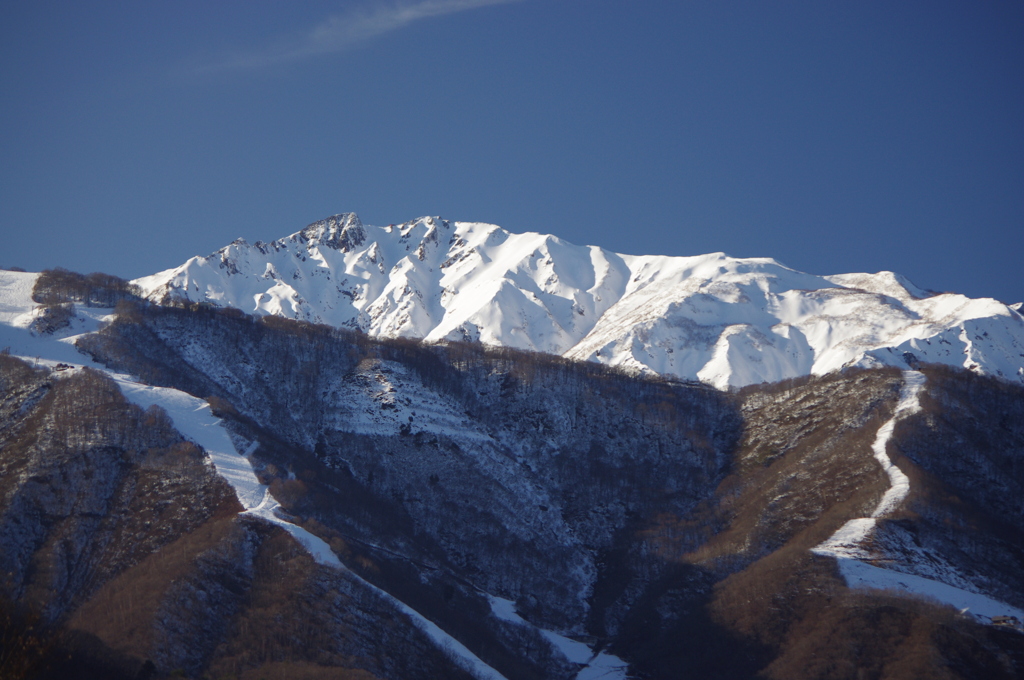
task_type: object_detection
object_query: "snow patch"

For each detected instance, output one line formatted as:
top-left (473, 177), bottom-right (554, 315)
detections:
top-left (488, 596), bottom-right (628, 679)
top-left (838, 559), bottom-right (1024, 623)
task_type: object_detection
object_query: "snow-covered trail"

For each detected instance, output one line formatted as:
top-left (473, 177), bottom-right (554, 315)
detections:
top-left (0, 272), bottom-right (507, 680)
top-left (113, 381), bottom-right (509, 680)
top-left (120, 371), bottom-right (617, 679)
top-left (813, 371), bottom-right (924, 560)
top-left (813, 370), bottom-right (1024, 623)
top-left (840, 560), bottom-right (1024, 621)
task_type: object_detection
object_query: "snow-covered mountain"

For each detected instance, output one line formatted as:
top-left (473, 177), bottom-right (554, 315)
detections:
top-left (136, 213), bottom-right (1024, 388)
top-left (4, 261), bottom-right (1024, 679)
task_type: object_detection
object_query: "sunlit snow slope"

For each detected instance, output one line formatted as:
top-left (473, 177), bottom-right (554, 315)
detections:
top-left (135, 213), bottom-right (1024, 388)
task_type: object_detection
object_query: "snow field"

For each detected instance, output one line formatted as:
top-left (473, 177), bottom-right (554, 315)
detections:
top-left (0, 271), bottom-right (117, 366)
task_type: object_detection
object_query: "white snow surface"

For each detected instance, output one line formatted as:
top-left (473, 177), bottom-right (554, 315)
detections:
top-left (813, 371), bottom-right (923, 560)
top-left (838, 559), bottom-right (1024, 622)
top-left (0, 270), bottom-right (115, 365)
top-left (489, 596), bottom-right (629, 680)
top-left (0, 270), bottom-right (507, 680)
top-left (133, 213), bottom-right (1024, 388)
top-left (813, 371), bottom-right (1024, 623)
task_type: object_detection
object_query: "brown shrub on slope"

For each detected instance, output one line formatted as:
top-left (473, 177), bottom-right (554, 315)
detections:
top-left (0, 361), bottom-right (239, 623)
top-left (872, 365), bottom-right (1024, 610)
top-left (645, 368), bottom-right (901, 570)
top-left (67, 515), bottom-right (245, 670)
top-left (620, 368), bottom-right (1024, 679)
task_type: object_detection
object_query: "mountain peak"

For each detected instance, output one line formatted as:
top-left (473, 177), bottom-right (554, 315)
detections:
top-left (294, 212), bottom-right (366, 252)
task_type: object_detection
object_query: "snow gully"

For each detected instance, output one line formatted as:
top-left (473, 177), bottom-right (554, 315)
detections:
top-left (813, 370), bottom-right (1024, 624)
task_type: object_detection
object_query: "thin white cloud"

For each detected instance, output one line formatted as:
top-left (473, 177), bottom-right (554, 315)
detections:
top-left (202, 0), bottom-right (522, 72)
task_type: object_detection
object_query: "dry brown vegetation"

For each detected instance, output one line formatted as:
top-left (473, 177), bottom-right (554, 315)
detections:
top-left (0, 361), bottom-right (242, 628)
top-left (205, 527), bottom-right (354, 677)
top-left (235, 661), bottom-right (379, 680)
top-left (618, 367), bottom-right (1024, 679)
top-left (0, 594), bottom-right (145, 680)
top-left (0, 595), bottom-right (61, 680)
top-left (205, 523), bottom-right (474, 680)
top-left (641, 369), bottom-right (902, 570)
top-left (68, 516), bottom-right (242, 664)
top-left (759, 587), bottom-right (1021, 680)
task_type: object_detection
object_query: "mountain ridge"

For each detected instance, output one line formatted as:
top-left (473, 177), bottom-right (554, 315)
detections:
top-left (134, 212), bottom-right (1024, 389)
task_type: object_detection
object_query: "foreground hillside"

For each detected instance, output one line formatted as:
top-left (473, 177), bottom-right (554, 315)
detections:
top-left (1, 267), bottom-right (1022, 679)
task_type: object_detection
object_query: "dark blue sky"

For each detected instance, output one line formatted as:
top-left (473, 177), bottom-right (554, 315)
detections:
top-left (2, 1), bottom-right (1022, 302)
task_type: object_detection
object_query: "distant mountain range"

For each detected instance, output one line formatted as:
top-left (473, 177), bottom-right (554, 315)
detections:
top-left (135, 213), bottom-right (1024, 388)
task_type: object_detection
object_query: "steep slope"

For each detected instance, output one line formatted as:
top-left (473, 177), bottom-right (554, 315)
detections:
top-left (3, 268), bottom-right (1024, 678)
top-left (617, 368), bottom-right (1024, 679)
top-left (134, 213), bottom-right (1024, 388)
top-left (0, 275), bottom-right (497, 680)
top-left (77, 300), bottom-right (739, 632)
top-left (3, 270), bottom-right (739, 679)
top-left (78, 296), bottom-right (1024, 679)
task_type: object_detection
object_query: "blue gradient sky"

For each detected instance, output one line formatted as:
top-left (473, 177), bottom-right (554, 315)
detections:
top-left (2, 1), bottom-right (1021, 302)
